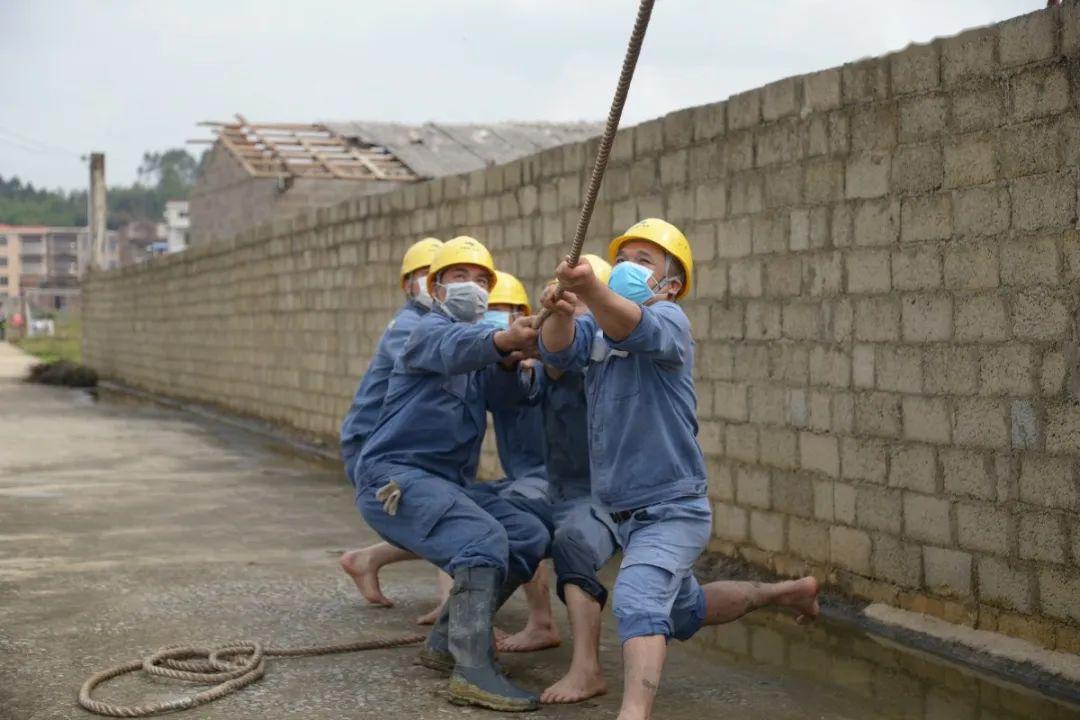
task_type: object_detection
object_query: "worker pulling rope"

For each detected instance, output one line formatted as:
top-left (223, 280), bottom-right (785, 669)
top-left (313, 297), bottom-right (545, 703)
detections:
top-left (79, 634), bottom-right (425, 717)
top-left (536, 0), bottom-right (656, 328)
top-left (77, 1), bottom-right (656, 715)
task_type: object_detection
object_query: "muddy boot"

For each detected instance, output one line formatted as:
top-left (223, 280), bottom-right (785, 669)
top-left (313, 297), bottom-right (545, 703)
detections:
top-left (447, 567), bottom-right (538, 712)
top-left (416, 603), bottom-right (453, 674)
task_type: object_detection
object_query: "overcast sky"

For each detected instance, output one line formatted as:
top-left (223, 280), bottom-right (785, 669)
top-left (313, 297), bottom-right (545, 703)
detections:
top-left (0, 0), bottom-right (1038, 190)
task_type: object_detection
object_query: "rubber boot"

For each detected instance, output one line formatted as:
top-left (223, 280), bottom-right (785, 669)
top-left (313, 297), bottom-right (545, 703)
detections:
top-left (416, 604), bottom-right (453, 674)
top-left (447, 567), bottom-right (538, 712)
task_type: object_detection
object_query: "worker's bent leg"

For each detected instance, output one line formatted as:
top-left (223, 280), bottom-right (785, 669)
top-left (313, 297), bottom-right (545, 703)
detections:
top-left (416, 570), bottom-right (453, 626)
top-left (497, 562), bottom-right (561, 652)
top-left (698, 577), bottom-right (821, 626)
top-left (464, 483), bottom-right (550, 586)
top-left (541, 502), bottom-right (619, 703)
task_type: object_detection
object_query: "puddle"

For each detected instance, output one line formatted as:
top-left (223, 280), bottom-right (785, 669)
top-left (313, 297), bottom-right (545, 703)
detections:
top-left (682, 610), bottom-right (1080, 720)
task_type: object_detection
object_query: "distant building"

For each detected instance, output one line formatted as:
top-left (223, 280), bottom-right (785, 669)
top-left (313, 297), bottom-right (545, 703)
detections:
top-left (188, 116), bottom-right (601, 246)
top-left (164, 200), bottom-right (189, 252)
top-left (1, 224), bottom-right (88, 310)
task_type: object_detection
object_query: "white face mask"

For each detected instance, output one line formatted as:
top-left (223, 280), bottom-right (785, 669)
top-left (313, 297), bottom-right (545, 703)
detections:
top-left (414, 281), bottom-right (433, 309)
top-left (437, 281), bottom-right (489, 323)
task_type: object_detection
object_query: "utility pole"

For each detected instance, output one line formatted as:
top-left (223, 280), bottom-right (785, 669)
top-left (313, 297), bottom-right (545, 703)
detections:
top-left (88, 153), bottom-right (106, 270)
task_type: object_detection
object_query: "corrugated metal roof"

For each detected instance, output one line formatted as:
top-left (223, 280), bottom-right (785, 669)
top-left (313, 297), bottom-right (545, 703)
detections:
top-left (323, 121), bottom-right (602, 178)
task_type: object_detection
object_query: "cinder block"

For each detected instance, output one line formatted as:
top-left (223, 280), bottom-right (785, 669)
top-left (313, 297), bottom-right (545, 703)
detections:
top-left (751, 213), bottom-right (788, 255)
top-left (763, 255), bottom-right (802, 297)
top-left (725, 133), bottom-right (756, 175)
top-left (688, 142), bottom-right (724, 184)
top-left (770, 344), bottom-right (809, 385)
top-left (1038, 567), bottom-right (1080, 623)
top-left (923, 546), bottom-right (973, 597)
top-left (996, 120), bottom-right (1061, 179)
top-left (980, 344), bottom-right (1035, 396)
top-left (760, 427), bottom-right (799, 470)
top-left (813, 479), bottom-right (835, 521)
top-left (803, 251), bottom-right (843, 296)
top-left (830, 525), bottom-right (872, 574)
top-left (749, 383), bottom-right (787, 425)
top-left (952, 86), bottom-right (1005, 133)
top-left (958, 503), bottom-right (1012, 555)
top-left (1012, 172), bottom-right (1076, 232)
top-left (853, 344), bottom-right (875, 388)
top-left (1065, 3), bottom-right (1080, 55)
top-left (803, 68), bottom-right (842, 112)
top-left (953, 398), bottom-right (1010, 449)
top-left (892, 246), bottom-right (943, 290)
top-left (694, 182), bottom-right (727, 222)
top-left (890, 42), bottom-right (940, 95)
top-left (713, 502), bottom-right (748, 542)
top-left (978, 556), bottom-right (1033, 612)
top-left (1041, 350), bottom-right (1067, 397)
top-left (941, 26), bottom-right (997, 86)
top-left (855, 486), bottom-right (903, 534)
top-left (788, 517), bottom-right (831, 562)
top-left (832, 202), bottom-right (854, 247)
top-left (842, 58), bottom-right (890, 104)
top-left (692, 102), bottom-right (726, 142)
top-left (846, 249), bottom-right (891, 294)
top-left (845, 153), bottom-right (891, 199)
top-left (902, 293), bottom-right (952, 342)
top-left (954, 185), bottom-right (1010, 237)
top-left (903, 396), bottom-right (952, 444)
top-left (872, 533), bottom-right (923, 587)
top-left (841, 437), bottom-right (888, 483)
top-left (1019, 454), bottom-right (1077, 510)
top-left (714, 381), bottom-right (749, 422)
top-left (1010, 66), bottom-right (1070, 122)
top-left (903, 493), bottom-right (952, 544)
top-left (808, 390), bottom-right (831, 433)
top-left (707, 459), bottom-right (735, 500)
top-left (809, 346), bottom-right (851, 389)
top-left (733, 344), bottom-right (769, 381)
top-left (854, 297), bottom-right (901, 342)
top-left (850, 104), bottom-right (898, 153)
top-left (726, 423), bottom-right (759, 463)
top-left (717, 217), bottom-right (752, 258)
top-left (1012, 288), bottom-right (1070, 341)
top-left (736, 465), bottom-right (771, 509)
top-left (1000, 236), bottom-right (1060, 286)
top-left (900, 194), bottom-right (952, 243)
top-left (1046, 402), bottom-right (1080, 453)
top-left (889, 444), bottom-right (937, 493)
top-left (998, 10), bottom-right (1057, 66)
top-left (954, 293), bottom-right (1009, 342)
top-left (855, 392), bottom-right (903, 439)
top-left (899, 94), bottom-right (948, 143)
top-left (750, 510), bottom-right (786, 552)
top-left (772, 471), bottom-right (814, 517)
top-left (827, 298), bottom-right (855, 344)
top-left (800, 432), bottom-right (839, 478)
top-left (803, 158), bottom-right (845, 204)
top-left (728, 89), bottom-right (762, 130)
top-left (854, 198), bottom-right (901, 247)
top-left (729, 258), bottom-right (763, 298)
top-left (891, 143), bottom-right (943, 193)
top-left (699, 341), bottom-right (736, 378)
top-left (1018, 510), bottom-right (1066, 563)
top-left (876, 346), bottom-right (923, 393)
top-left (782, 301), bottom-right (823, 341)
top-left (943, 244), bottom-right (1000, 290)
top-left (943, 132), bottom-right (996, 189)
top-left (745, 300), bottom-right (781, 340)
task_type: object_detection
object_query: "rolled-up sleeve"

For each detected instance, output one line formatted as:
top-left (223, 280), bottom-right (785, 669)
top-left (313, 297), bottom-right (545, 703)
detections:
top-left (539, 314), bottom-right (595, 371)
top-left (607, 302), bottom-right (690, 367)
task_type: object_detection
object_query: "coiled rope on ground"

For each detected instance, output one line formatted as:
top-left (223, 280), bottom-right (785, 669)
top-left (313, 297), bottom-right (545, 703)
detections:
top-left (78, 634), bottom-right (425, 717)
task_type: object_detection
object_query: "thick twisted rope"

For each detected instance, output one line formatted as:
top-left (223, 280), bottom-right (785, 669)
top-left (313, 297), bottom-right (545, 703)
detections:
top-left (536, 0), bottom-right (656, 326)
top-left (78, 633), bottom-right (424, 717)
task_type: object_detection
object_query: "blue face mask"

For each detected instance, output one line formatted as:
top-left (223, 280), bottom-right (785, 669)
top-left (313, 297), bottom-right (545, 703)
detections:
top-left (608, 261), bottom-right (658, 304)
top-left (481, 309), bottom-right (511, 330)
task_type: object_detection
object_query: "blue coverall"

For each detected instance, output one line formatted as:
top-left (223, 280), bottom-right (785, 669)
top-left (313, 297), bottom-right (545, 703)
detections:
top-left (340, 299), bottom-right (426, 482)
top-left (540, 301), bottom-right (711, 643)
top-left (490, 400), bottom-right (548, 499)
top-left (355, 309), bottom-right (550, 585)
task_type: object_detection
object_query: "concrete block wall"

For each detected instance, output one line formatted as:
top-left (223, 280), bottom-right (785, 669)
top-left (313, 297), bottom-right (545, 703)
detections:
top-left (85, 6), bottom-right (1080, 650)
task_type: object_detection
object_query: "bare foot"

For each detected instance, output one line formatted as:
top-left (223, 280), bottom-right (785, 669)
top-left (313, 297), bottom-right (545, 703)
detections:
top-left (496, 622), bottom-right (561, 653)
top-left (494, 627), bottom-right (509, 643)
top-left (340, 549), bottom-right (393, 608)
top-left (778, 576), bottom-right (820, 623)
top-left (541, 667), bottom-right (607, 704)
top-left (416, 601), bottom-right (445, 625)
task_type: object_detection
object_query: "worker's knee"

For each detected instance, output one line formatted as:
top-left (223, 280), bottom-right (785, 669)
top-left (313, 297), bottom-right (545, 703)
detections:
top-left (670, 583), bottom-right (706, 641)
top-left (551, 525), bottom-right (608, 607)
top-left (613, 563), bottom-right (680, 643)
top-left (505, 511), bottom-right (549, 582)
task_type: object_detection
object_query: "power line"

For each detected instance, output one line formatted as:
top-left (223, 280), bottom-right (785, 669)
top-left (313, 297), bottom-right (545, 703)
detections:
top-left (0, 125), bottom-right (81, 158)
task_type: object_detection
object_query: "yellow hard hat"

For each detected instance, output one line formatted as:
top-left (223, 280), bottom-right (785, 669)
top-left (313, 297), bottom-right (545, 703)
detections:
top-left (489, 270), bottom-right (531, 314)
top-left (608, 218), bottom-right (693, 300)
top-left (580, 253), bottom-right (613, 286)
top-left (400, 237), bottom-right (443, 285)
top-left (427, 236), bottom-right (498, 294)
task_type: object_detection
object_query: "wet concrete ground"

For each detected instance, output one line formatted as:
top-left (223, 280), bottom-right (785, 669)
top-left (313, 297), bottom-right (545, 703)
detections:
top-left (1, 341), bottom-right (1078, 720)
